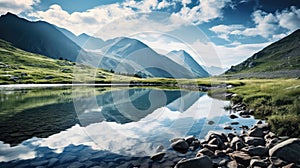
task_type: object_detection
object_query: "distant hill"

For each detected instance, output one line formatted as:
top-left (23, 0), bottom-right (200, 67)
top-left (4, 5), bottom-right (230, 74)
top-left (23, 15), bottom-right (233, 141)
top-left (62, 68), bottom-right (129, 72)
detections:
top-left (0, 12), bottom-right (81, 62)
top-left (166, 50), bottom-right (209, 77)
top-left (96, 37), bottom-right (206, 78)
top-left (59, 27), bottom-right (105, 50)
top-left (225, 29), bottom-right (300, 77)
top-left (203, 65), bottom-right (228, 76)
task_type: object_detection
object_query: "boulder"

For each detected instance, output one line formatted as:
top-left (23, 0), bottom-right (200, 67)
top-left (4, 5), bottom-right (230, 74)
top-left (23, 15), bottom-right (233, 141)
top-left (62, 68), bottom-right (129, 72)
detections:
top-left (175, 156), bottom-right (213, 168)
top-left (150, 152), bottom-right (165, 161)
top-left (171, 139), bottom-right (189, 153)
top-left (250, 159), bottom-right (268, 168)
top-left (185, 136), bottom-right (196, 145)
top-left (248, 126), bottom-right (264, 137)
top-left (196, 148), bottom-right (215, 157)
top-left (242, 146), bottom-right (268, 156)
top-left (229, 151), bottom-right (251, 166)
top-left (244, 137), bottom-right (265, 146)
top-left (190, 140), bottom-right (200, 151)
top-left (269, 138), bottom-right (300, 164)
top-left (230, 114), bottom-right (239, 119)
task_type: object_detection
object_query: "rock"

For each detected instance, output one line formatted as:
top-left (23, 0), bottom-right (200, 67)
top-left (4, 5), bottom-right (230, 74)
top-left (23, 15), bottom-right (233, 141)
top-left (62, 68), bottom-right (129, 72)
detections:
top-left (228, 133), bottom-right (237, 142)
top-left (242, 146), bottom-right (268, 156)
top-left (151, 152), bottom-right (166, 161)
top-left (156, 145), bottom-right (164, 152)
top-left (196, 148), bottom-right (215, 157)
top-left (283, 163), bottom-right (299, 168)
top-left (240, 115), bottom-right (251, 118)
top-left (269, 138), bottom-right (300, 164)
top-left (45, 75), bottom-right (54, 79)
top-left (227, 160), bottom-right (246, 168)
top-left (236, 141), bottom-right (246, 151)
top-left (170, 137), bottom-right (185, 143)
top-left (231, 137), bottom-right (246, 150)
top-left (203, 144), bottom-right (219, 151)
top-left (205, 132), bottom-right (228, 143)
top-left (224, 125), bottom-right (234, 130)
top-left (250, 159), bottom-right (268, 168)
top-left (244, 137), bottom-right (265, 146)
top-left (229, 151), bottom-right (251, 166)
top-left (208, 137), bottom-right (223, 148)
top-left (230, 114), bottom-right (239, 119)
top-left (185, 136), bottom-right (196, 145)
top-left (239, 111), bottom-right (251, 116)
top-left (265, 132), bottom-right (277, 140)
top-left (190, 140), bottom-right (200, 151)
top-left (231, 122), bottom-right (240, 125)
top-left (171, 139), bottom-right (189, 153)
top-left (175, 156), bottom-right (213, 168)
top-left (269, 157), bottom-right (288, 167)
top-left (248, 126), bottom-right (264, 137)
top-left (208, 120), bottom-right (215, 125)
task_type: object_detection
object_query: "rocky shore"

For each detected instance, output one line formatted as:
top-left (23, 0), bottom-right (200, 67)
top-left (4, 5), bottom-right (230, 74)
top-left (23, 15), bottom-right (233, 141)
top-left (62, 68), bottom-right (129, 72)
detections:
top-left (151, 95), bottom-right (300, 168)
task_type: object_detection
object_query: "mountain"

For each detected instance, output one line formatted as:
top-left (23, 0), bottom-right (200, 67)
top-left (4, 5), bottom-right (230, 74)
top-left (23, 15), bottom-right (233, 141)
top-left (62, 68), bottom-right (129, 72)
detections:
top-left (166, 50), bottom-right (209, 77)
top-left (59, 27), bottom-right (105, 50)
top-left (226, 29), bottom-right (300, 76)
top-left (203, 65), bottom-right (229, 76)
top-left (0, 12), bottom-right (81, 61)
top-left (95, 37), bottom-right (206, 78)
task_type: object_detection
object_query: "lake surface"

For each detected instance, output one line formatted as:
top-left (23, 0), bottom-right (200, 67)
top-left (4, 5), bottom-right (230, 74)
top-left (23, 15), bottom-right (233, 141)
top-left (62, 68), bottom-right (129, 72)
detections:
top-left (0, 86), bottom-right (258, 167)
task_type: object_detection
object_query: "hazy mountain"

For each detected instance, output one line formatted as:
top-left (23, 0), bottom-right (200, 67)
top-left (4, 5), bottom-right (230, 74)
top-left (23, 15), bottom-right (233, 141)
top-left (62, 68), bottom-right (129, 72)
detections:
top-left (226, 29), bottom-right (300, 75)
top-left (166, 50), bottom-right (209, 77)
top-left (96, 37), bottom-right (206, 78)
top-left (0, 12), bottom-right (81, 61)
top-left (203, 65), bottom-right (229, 76)
top-left (59, 27), bottom-right (105, 50)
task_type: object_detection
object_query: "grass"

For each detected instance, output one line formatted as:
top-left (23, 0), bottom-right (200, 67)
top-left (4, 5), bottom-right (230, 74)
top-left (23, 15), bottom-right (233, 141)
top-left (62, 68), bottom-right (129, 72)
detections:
top-left (227, 78), bottom-right (300, 137)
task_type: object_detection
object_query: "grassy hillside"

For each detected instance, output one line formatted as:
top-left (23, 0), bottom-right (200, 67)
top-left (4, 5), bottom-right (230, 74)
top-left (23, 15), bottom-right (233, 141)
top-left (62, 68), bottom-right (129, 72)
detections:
top-left (225, 29), bottom-right (300, 76)
top-left (0, 39), bottom-right (137, 84)
top-left (227, 78), bottom-right (300, 137)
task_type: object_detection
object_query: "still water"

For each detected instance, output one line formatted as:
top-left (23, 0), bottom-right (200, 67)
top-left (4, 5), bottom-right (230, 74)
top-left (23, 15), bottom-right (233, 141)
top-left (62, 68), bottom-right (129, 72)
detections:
top-left (0, 86), bottom-right (257, 167)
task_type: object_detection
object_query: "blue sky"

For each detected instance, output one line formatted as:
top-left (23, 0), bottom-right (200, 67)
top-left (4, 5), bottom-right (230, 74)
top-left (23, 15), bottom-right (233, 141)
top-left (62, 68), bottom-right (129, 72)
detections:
top-left (0, 0), bottom-right (300, 67)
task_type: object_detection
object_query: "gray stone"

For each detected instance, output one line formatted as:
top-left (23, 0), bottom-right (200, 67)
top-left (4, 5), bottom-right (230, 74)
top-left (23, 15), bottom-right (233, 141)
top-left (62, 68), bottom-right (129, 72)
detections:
top-left (245, 137), bottom-right (265, 146)
top-left (248, 127), bottom-right (264, 137)
top-left (170, 137), bottom-right (185, 143)
top-left (185, 136), bottom-right (196, 145)
top-left (175, 156), bottom-right (213, 168)
top-left (250, 159), bottom-right (268, 168)
top-left (151, 152), bottom-right (166, 161)
top-left (171, 139), bottom-right (189, 153)
top-left (269, 138), bottom-right (300, 164)
top-left (229, 151), bottom-right (251, 166)
top-left (242, 146), bottom-right (268, 156)
top-left (196, 148), bottom-right (215, 157)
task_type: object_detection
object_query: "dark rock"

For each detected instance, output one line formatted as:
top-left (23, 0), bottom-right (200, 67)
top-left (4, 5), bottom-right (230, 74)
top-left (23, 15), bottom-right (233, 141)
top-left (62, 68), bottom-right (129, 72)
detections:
top-left (151, 152), bottom-right (166, 161)
top-left (226, 147), bottom-right (234, 154)
top-left (244, 137), bottom-right (265, 146)
top-left (283, 163), bottom-right (299, 168)
top-left (224, 125), bottom-right (234, 130)
top-left (203, 144), bottom-right (219, 151)
top-left (175, 156), bottom-right (213, 168)
top-left (45, 75), bottom-right (54, 79)
top-left (196, 148), bottom-right (215, 157)
top-left (250, 159), bottom-right (268, 168)
top-left (236, 141), bottom-right (246, 151)
top-left (215, 150), bottom-right (227, 157)
top-left (171, 139), bottom-right (189, 153)
top-left (240, 115), bottom-right (251, 118)
top-left (239, 111), bottom-right (251, 116)
top-left (229, 151), bottom-right (251, 166)
top-left (228, 133), bottom-right (237, 142)
top-left (205, 132), bottom-right (228, 143)
top-left (231, 137), bottom-right (246, 150)
top-left (231, 122), bottom-right (240, 125)
top-left (207, 120), bottom-right (215, 125)
top-left (185, 136), bottom-right (196, 145)
top-left (208, 137), bottom-right (224, 149)
top-left (230, 114), bottom-right (239, 119)
top-left (269, 157), bottom-right (288, 167)
top-left (248, 126), bottom-right (264, 137)
top-left (190, 140), bottom-right (200, 151)
top-left (269, 138), bottom-right (300, 164)
top-left (242, 146), bottom-right (268, 156)
top-left (240, 125), bottom-right (249, 130)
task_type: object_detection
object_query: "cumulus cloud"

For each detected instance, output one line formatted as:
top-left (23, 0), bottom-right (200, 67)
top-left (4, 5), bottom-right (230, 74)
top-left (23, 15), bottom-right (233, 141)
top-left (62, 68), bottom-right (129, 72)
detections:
top-left (210, 6), bottom-right (300, 41)
top-left (172, 0), bottom-right (231, 24)
top-left (0, 0), bottom-right (39, 15)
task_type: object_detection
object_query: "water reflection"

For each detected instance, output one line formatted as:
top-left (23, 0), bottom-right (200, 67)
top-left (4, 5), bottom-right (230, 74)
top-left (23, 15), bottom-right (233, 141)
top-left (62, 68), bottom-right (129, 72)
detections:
top-left (0, 87), bottom-right (257, 167)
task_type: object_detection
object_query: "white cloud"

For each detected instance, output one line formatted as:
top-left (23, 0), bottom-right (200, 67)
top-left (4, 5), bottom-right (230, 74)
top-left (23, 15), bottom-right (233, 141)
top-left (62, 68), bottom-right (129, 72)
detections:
top-left (210, 6), bottom-right (300, 41)
top-left (172, 0), bottom-right (231, 25)
top-left (209, 24), bottom-right (244, 41)
top-left (0, 0), bottom-right (40, 15)
top-left (276, 6), bottom-right (300, 31)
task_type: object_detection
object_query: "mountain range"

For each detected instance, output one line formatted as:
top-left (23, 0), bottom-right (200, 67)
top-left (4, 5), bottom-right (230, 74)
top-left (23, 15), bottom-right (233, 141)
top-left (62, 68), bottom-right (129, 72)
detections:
top-left (0, 12), bottom-right (209, 78)
top-left (226, 29), bottom-right (300, 77)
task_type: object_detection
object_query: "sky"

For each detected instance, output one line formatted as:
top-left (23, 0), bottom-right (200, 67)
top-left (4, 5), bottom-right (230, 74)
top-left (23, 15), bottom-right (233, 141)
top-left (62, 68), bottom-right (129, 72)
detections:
top-left (0, 0), bottom-right (300, 68)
